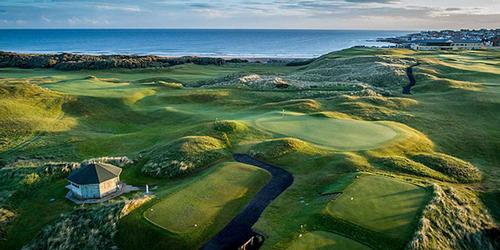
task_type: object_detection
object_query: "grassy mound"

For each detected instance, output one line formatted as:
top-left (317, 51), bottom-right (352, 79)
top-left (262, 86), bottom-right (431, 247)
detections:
top-left (289, 55), bottom-right (412, 89)
top-left (0, 79), bottom-right (76, 152)
top-left (326, 175), bottom-right (430, 241)
top-left (310, 111), bottom-right (354, 120)
top-left (157, 81), bottom-right (183, 89)
top-left (249, 138), bottom-right (319, 159)
top-left (212, 120), bottom-right (249, 134)
top-left (142, 136), bottom-right (229, 178)
top-left (261, 99), bottom-right (321, 112)
top-left (374, 156), bottom-right (451, 181)
top-left (411, 153), bottom-right (481, 183)
top-left (407, 185), bottom-right (498, 250)
top-left (143, 162), bottom-right (270, 247)
top-left (288, 231), bottom-right (370, 250)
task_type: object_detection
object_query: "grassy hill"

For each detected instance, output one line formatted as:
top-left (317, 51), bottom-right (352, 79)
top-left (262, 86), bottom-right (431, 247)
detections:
top-left (0, 48), bottom-right (498, 250)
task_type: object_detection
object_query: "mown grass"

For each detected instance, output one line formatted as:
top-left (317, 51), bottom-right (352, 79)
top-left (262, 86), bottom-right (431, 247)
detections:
top-left (143, 162), bottom-right (270, 247)
top-left (254, 111), bottom-right (399, 151)
top-left (288, 231), bottom-right (370, 250)
top-left (326, 174), bottom-right (430, 241)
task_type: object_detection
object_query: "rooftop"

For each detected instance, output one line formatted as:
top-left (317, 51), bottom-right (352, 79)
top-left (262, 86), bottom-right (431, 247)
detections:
top-left (67, 162), bottom-right (122, 185)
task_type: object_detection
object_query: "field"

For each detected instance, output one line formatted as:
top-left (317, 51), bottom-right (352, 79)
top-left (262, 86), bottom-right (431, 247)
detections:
top-left (326, 174), bottom-right (430, 240)
top-left (288, 231), bottom-right (370, 250)
top-left (254, 112), bottom-right (398, 150)
top-left (0, 48), bottom-right (499, 250)
top-left (143, 162), bottom-right (270, 245)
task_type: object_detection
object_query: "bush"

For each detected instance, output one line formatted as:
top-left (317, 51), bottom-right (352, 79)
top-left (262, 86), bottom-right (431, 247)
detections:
top-left (142, 136), bottom-right (228, 178)
top-left (0, 208), bottom-right (15, 240)
top-left (411, 153), bottom-right (481, 183)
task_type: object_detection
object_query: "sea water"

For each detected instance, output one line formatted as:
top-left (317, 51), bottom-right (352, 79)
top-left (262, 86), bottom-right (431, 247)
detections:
top-left (0, 29), bottom-right (410, 58)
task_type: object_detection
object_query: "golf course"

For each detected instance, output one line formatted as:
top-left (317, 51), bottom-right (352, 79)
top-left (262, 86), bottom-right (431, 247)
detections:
top-left (0, 47), bottom-right (498, 250)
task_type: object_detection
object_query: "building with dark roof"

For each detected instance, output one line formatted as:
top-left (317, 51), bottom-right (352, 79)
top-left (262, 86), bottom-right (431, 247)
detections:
top-left (66, 162), bottom-right (122, 199)
top-left (410, 39), bottom-right (484, 50)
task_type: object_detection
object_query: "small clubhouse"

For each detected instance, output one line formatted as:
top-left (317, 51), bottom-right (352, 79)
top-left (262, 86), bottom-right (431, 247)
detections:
top-left (66, 162), bottom-right (122, 201)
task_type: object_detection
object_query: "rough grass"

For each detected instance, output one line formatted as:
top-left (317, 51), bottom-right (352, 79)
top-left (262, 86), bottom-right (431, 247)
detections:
top-left (0, 79), bottom-right (76, 152)
top-left (22, 196), bottom-right (150, 250)
top-left (212, 120), bottom-right (249, 134)
top-left (373, 156), bottom-right (451, 182)
top-left (288, 231), bottom-right (370, 250)
top-left (249, 137), bottom-right (321, 159)
top-left (411, 153), bottom-right (481, 183)
top-left (143, 162), bottom-right (270, 248)
top-left (0, 208), bottom-right (15, 240)
top-left (407, 185), bottom-right (498, 250)
top-left (142, 136), bottom-right (229, 178)
top-left (260, 99), bottom-right (321, 112)
top-left (326, 174), bottom-right (430, 241)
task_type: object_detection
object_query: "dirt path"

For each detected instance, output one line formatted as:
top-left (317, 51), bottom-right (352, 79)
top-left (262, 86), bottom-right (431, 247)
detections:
top-left (202, 154), bottom-right (293, 250)
top-left (402, 63), bottom-right (420, 94)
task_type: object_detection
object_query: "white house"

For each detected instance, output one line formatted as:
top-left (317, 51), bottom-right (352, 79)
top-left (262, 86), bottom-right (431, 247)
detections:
top-left (66, 162), bottom-right (122, 200)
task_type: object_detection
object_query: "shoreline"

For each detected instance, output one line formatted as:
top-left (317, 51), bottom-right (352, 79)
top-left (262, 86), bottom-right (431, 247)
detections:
top-left (0, 50), bottom-right (315, 70)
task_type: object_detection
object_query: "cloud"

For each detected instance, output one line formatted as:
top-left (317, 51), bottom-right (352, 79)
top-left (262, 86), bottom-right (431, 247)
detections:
top-left (344, 0), bottom-right (398, 3)
top-left (94, 4), bottom-right (143, 12)
top-left (0, 0), bottom-right (498, 29)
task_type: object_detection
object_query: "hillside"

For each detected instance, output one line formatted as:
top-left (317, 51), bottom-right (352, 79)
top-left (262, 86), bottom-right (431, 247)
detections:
top-left (0, 48), bottom-right (498, 250)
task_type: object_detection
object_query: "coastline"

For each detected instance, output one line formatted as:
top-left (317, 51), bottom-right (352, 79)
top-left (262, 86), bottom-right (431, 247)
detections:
top-left (0, 50), bottom-right (317, 70)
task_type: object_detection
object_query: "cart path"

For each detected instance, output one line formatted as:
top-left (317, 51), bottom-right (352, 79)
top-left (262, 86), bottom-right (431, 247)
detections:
top-left (202, 154), bottom-right (294, 250)
top-left (403, 63), bottom-right (421, 94)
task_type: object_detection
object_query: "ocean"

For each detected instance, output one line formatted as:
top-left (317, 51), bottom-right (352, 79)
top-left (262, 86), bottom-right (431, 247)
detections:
top-left (0, 29), bottom-right (410, 58)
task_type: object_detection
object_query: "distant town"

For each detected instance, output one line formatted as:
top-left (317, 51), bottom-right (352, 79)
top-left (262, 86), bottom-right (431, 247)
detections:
top-left (379, 29), bottom-right (500, 50)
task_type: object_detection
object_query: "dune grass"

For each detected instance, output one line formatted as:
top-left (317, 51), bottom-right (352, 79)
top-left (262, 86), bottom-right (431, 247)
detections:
top-left (143, 162), bottom-right (270, 247)
top-left (325, 174), bottom-right (430, 241)
top-left (142, 136), bottom-right (229, 178)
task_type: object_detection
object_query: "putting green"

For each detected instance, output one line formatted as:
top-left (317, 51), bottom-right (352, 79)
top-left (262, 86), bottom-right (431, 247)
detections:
top-left (143, 162), bottom-right (270, 238)
top-left (288, 231), bottom-right (371, 250)
top-left (326, 174), bottom-right (429, 240)
top-left (254, 112), bottom-right (399, 150)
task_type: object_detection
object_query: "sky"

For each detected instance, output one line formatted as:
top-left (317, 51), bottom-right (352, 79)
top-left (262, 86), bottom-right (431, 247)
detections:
top-left (0, 0), bottom-right (499, 30)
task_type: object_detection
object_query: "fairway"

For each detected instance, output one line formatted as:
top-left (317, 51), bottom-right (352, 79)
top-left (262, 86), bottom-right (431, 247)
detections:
top-left (326, 174), bottom-right (429, 240)
top-left (254, 112), bottom-right (398, 150)
top-left (288, 231), bottom-right (371, 250)
top-left (143, 162), bottom-right (270, 241)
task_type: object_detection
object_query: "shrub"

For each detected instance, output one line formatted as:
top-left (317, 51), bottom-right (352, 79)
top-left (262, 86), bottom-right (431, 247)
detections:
top-left (0, 208), bottom-right (15, 240)
top-left (20, 173), bottom-right (40, 186)
top-left (142, 136), bottom-right (228, 178)
top-left (411, 153), bottom-right (481, 183)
